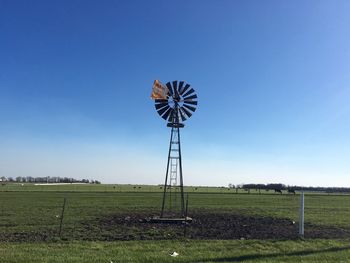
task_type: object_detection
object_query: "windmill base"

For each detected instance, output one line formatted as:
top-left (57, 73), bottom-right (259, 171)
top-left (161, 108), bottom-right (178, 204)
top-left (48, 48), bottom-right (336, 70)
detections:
top-left (150, 216), bottom-right (192, 224)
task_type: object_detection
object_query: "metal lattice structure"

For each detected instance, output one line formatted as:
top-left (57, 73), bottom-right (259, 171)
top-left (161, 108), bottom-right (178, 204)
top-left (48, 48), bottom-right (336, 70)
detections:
top-left (154, 80), bottom-right (198, 218)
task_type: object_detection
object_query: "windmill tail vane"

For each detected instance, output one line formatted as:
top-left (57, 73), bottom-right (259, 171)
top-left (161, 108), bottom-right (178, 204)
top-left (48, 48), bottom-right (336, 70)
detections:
top-left (151, 80), bottom-right (169, 100)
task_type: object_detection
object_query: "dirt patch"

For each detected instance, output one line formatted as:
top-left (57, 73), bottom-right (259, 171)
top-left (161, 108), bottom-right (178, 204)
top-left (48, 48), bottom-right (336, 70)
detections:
top-left (80, 211), bottom-right (350, 241)
top-left (2, 211), bottom-right (350, 242)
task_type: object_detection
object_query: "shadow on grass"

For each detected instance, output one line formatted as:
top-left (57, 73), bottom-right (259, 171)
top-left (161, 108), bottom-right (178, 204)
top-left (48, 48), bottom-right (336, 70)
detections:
top-left (195, 245), bottom-right (350, 262)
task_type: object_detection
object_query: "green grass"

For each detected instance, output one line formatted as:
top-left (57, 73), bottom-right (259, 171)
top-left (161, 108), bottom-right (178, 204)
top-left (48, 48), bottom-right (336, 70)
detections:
top-left (1, 184), bottom-right (350, 262)
top-left (1, 189), bottom-right (350, 235)
top-left (1, 239), bottom-right (350, 262)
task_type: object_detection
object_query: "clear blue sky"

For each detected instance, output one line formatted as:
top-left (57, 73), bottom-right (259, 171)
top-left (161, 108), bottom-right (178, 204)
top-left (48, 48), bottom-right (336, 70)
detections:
top-left (1, 0), bottom-right (349, 186)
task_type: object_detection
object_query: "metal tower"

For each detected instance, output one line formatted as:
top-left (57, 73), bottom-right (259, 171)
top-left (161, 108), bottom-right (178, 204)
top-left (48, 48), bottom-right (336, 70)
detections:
top-left (160, 109), bottom-right (185, 217)
top-left (152, 80), bottom-right (198, 219)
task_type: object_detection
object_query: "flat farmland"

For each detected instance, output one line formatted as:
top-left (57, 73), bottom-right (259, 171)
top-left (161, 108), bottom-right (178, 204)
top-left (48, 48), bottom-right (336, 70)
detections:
top-left (1, 184), bottom-right (350, 262)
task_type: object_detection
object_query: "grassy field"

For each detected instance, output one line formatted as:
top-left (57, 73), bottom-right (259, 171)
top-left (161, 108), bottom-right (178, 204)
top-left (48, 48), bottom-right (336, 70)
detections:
top-left (1, 184), bottom-right (350, 262)
top-left (1, 239), bottom-right (350, 263)
top-left (0, 183), bottom-right (268, 193)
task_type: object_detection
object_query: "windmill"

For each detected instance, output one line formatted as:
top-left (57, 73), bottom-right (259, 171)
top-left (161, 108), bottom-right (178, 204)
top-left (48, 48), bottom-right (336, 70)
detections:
top-left (151, 80), bottom-right (198, 219)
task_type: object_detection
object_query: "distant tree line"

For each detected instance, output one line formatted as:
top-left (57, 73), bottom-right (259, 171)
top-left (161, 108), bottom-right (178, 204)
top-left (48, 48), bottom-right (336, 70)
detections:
top-left (228, 183), bottom-right (350, 193)
top-left (0, 176), bottom-right (100, 184)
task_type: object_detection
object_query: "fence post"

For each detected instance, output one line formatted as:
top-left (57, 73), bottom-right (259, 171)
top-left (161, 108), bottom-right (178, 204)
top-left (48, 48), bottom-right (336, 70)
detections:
top-left (299, 192), bottom-right (304, 237)
top-left (184, 194), bottom-right (189, 237)
top-left (59, 196), bottom-right (67, 238)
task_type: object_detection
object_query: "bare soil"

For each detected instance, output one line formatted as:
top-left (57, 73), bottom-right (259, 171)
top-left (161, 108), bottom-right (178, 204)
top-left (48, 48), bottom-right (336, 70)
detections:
top-left (77, 211), bottom-right (350, 241)
top-left (2, 211), bottom-right (350, 242)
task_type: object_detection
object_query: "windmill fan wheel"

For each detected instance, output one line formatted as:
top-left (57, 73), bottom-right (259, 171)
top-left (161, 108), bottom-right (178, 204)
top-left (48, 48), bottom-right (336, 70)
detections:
top-left (154, 81), bottom-right (198, 126)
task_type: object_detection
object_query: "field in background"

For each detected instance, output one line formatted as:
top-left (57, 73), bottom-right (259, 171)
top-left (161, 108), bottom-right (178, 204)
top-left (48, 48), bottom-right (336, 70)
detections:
top-left (2, 182), bottom-right (349, 194)
top-left (1, 183), bottom-right (350, 262)
top-left (0, 182), bottom-right (276, 193)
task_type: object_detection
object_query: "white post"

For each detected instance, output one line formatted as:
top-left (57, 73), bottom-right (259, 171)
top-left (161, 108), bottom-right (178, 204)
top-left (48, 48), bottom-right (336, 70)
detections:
top-left (299, 191), bottom-right (304, 237)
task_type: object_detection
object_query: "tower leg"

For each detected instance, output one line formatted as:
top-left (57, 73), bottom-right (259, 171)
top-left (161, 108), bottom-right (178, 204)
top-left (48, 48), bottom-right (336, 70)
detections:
top-left (160, 128), bottom-right (174, 218)
top-left (177, 127), bottom-right (185, 217)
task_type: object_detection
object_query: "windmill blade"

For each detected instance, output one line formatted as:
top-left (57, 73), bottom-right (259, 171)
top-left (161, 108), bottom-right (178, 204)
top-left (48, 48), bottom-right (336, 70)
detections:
top-left (178, 81), bottom-right (184, 94)
top-left (179, 107), bottom-right (187, 122)
top-left (156, 105), bottom-right (169, 113)
top-left (168, 110), bottom-right (174, 123)
top-left (181, 106), bottom-right (192, 118)
top-left (180, 84), bottom-right (190, 96)
top-left (162, 107), bottom-right (173, 120)
top-left (155, 102), bottom-right (168, 110)
top-left (157, 105), bottom-right (170, 116)
top-left (183, 104), bottom-right (196, 112)
top-left (183, 100), bottom-right (197, 105)
top-left (175, 109), bottom-right (182, 122)
top-left (182, 88), bottom-right (195, 98)
top-left (183, 94), bottom-right (197, 100)
top-left (155, 99), bottom-right (168, 103)
top-left (169, 109), bottom-right (179, 123)
top-left (166, 82), bottom-right (173, 96)
top-left (172, 81), bottom-right (179, 98)
top-left (172, 81), bottom-right (178, 91)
